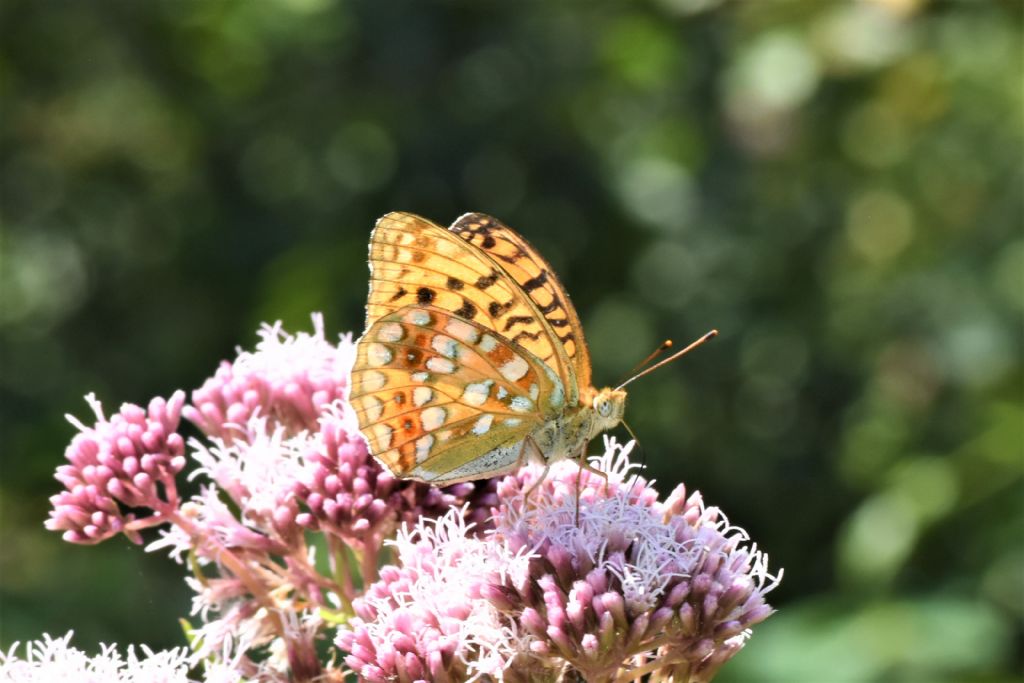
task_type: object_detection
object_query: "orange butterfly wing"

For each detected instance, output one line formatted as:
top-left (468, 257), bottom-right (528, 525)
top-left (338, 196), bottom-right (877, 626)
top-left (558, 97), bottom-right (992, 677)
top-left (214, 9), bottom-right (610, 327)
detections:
top-left (363, 212), bottom-right (578, 401)
top-left (449, 212), bottom-right (593, 396)
top-left (353, 211), bottom-right (591, 484)
top-left (350, 305), bottom-right (561, 484)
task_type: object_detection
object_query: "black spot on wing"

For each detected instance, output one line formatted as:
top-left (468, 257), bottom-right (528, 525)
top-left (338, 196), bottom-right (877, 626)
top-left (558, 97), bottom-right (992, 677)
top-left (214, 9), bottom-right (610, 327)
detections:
top-left (454, 299), bottom-right (477, 319)
top-left (417, 287), bottom-right (436, 304)
top-left (488, 301), bottom-right (513, 318)
top-left (512, 330), bottom-right (542, 344)
top-left (522, 270), bottom-right (549, 293)
top-left (538, 295), bottom-right (562, 314)
top-left (494, 248), bottom-right (529, 265)
top-left (503, 315), bottom-right (535, 332)
top-left (475, 269), bottom-right (501, 288)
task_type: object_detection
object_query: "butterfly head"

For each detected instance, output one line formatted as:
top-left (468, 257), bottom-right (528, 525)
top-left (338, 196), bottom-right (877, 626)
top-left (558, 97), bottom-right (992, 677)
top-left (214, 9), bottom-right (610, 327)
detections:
top-left (591, 387), bottom-right (627, 434)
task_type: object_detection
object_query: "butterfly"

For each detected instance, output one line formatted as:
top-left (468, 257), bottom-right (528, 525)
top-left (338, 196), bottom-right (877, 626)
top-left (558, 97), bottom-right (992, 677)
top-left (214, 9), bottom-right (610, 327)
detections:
top-left (349, 212), bottom-right (637, 486)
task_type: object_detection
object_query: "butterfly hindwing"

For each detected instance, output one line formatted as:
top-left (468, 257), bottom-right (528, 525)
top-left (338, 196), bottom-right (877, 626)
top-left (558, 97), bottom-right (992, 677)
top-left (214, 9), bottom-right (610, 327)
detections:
top-left (449, 212), bottom-right (592, 395)
top-left (351, 305), bottom-right (566, 484)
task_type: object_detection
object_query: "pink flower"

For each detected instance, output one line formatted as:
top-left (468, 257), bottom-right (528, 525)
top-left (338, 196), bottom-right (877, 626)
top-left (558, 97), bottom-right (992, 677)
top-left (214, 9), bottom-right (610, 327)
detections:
top-left (182, 580), bottom-right (301, 682)
top-left (189, 418), bottom-right (309, 545)
top-left (295, 402), bottom-right (493, 551)
top-left (336, 511), bottom-right (552, 683)
top-left (0, 632), bottom-right (194, 683)
top-left (46, 310), bottom-right (779, 683)
top-left (146, 485), bottom-right (286, 562)
top-left (46, 392), bottom-right (186, 545)
top-left (293, 403), bottom-right (403, 547)
top-left (489, 437), bottom-right (781, 682)
top-left (183, 314), bottom-right (353, 441)
top-left (338, 438), bottom-right (781, 683)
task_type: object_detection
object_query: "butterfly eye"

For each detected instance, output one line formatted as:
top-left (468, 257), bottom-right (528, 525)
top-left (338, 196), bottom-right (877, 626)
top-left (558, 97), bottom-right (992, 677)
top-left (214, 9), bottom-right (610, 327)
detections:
top-left (598, 399), bottom-right (611, 417)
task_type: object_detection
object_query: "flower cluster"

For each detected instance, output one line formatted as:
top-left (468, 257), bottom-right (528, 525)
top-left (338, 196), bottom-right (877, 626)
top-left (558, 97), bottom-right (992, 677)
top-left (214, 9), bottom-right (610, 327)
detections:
top-left (339, 438), bottom-right (781, 683)
top-left (337, 513), bottom-right (541, 682)
top-left (39, 315), bottom-right (780, 682)
top-left (0, 632), bottom-right (196, 683)
top-left (46, 391), bottom-right (187, 544)
top-left (183, 313), bottom-right (351, 440)
top-left (491, 439), bottom-right (780, 682)
top-left (293, 403), bottom-right (482, 550)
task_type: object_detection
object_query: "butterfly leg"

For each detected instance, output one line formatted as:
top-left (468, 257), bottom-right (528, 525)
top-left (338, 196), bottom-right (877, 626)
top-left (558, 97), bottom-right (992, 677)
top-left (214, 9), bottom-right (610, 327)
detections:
top-left (575, 440), bottom-right (610, 493)
top-left (520, 437), bottom-right (551, 508)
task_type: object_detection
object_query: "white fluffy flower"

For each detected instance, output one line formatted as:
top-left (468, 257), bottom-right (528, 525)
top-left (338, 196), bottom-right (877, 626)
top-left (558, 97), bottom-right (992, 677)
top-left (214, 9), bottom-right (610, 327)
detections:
top-left (338, 509), bottom-right (536, 682)
top-left (0, 632), bottom-right (192, 683)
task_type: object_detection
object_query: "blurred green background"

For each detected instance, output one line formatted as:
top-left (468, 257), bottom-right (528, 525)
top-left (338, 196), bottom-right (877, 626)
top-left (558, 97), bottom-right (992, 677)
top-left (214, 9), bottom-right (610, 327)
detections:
top-left (1, 0), bottom-right (1021, 681)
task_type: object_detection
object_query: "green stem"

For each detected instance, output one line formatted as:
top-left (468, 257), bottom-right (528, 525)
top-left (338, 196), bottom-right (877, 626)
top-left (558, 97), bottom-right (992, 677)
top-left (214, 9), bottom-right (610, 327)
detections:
top-left (360, 539), bottom-right (380, 585)
top-left (167, 510), bottom-right (286, 637)
top-left (331, 536), bottom-right (356, 613)
top-left (614, 656), bottom-right (690, 683)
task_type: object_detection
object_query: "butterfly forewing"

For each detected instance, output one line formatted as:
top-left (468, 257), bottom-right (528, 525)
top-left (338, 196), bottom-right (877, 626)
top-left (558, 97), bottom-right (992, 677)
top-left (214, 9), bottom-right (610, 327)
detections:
top-left (449, 212), bottom-right (592, 393)
top-left (365, 212), bottom-right (568, 382)
top-left (355, 211), bottom-right (606, 485)
top-left (351, 305), bottom-right (562, 484)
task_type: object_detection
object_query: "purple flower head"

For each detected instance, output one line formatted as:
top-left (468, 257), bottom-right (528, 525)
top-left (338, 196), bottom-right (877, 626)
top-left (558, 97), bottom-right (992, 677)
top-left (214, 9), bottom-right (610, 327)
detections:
top-left (183, 314), bottom-right (353, 441)
top-left (489, 437), bottom-right (782, 682)
top-left (342, 438), bottom-right (774, 683)
top-left (337, 439), bottom-right (780, 683)
top-left (146, 485), bottom-right (287, 563)
top-left (46, 392), bottom-right (187, 545)
top-left (294, 401), bottom-right (493, 550)
top-left (293, 402), bottom-right (400, 548)
top-left (337, 511), bottom-right (555, 683)
top-left (189, 417), bottom-right (309, 545)
top-left (183, 577), bottom-right (320, 683)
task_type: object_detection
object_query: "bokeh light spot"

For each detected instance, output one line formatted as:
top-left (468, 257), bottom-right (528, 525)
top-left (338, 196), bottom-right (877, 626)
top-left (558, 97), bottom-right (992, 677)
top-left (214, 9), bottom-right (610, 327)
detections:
top-left (727, 31), bottom-right (821, 112)
top-left (615, 157), bottom-right (694, 234)
top-left (839, 490), bottom-right (917, 587)
top-left (844, 189), bottom-right (915, 264)
top-left (841, 102), bottom-right (910, 167)
top-left (813, 3), bottom-right (912, 71)
top-left (1, 231), bottom-right (88, 333)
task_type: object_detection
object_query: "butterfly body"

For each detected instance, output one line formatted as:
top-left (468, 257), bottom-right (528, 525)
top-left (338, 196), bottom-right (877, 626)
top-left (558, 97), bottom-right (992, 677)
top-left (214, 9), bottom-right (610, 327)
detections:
top-left (530, 386), bottom-right (626, 463)
top-left (350, 212), bottom-right (627, 485)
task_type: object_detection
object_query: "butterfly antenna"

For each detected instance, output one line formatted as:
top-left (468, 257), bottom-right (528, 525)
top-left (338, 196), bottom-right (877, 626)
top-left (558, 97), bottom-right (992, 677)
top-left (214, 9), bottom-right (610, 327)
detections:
top-left (618, 339), bottom-right (674, 386)
top-left (615, 330), bottom-right (719, 390)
